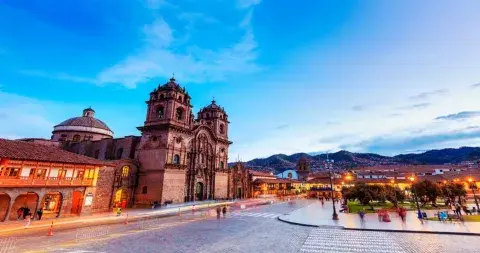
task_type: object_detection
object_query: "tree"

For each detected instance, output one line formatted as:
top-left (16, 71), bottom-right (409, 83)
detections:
top-left (442, 182), bottom-right (467, 204)
top-left (384, 185), bottom-right (406, 207)
top-left (344, 183), bottom-right (385, 210)
top-left (412, 180), bottom-right (443, 207)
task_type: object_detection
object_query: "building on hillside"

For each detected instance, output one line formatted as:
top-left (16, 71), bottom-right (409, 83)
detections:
top-left (21, 77), bottom-right (233, 207)
top-left (0, 139), bottom-right (113, 221)
top-left (276, 169), bottom-right (298, 179)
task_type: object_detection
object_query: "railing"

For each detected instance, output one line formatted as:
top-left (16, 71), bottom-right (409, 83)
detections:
top-left (0, 176), bottom-right (93, 187)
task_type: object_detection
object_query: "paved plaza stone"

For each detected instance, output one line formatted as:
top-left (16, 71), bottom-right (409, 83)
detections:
top-left (279, 200), bottom-right (480, 235)
top-left (6, 200), bottom-right (480, 253)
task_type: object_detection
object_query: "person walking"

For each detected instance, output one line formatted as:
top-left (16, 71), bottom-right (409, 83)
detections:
top-left (24, 212), bottom-right (32, 228)
top-left (23, 206), bottom-right (30, 220)
top-left (455, 204), bottom-right (462, 216)
top-left (17, 207), bottom-right (24, 220)
top-left (36, 208), bottom-right (43, 220)
top-left (216, 206), bottom-right (221, 219)
top-left (222, 206), bottom-right (227, 219)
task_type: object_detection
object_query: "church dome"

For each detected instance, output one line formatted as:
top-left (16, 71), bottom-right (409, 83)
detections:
top-left (52, 108), bottom-right (114, 141)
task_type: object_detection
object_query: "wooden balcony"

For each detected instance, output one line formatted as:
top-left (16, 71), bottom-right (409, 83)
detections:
top-left (0, 176), bottom-right (94, 187)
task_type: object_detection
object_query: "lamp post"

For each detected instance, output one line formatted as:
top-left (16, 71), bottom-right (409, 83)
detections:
top-left (390, 179), bottom-right (398, 210)
top-left (326, 155), bottom-right (338, 220)
top-left (409, 175), bottom-right (423, 219)
top-left (468, 178), bottom-right (480, 210)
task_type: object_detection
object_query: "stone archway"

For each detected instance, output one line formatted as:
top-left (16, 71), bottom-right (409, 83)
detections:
top-left (195, 182), bottom-right (204, 201)
top-left (0, 193), bottom-right (11, 221)
top-left (9, 192), bottom-right (39, 220)
top-left (40, 192), bottom-right (63, 219)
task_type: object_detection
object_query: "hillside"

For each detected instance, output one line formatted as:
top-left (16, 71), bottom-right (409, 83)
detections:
top-left (236, 147), bottom-right (480, 174)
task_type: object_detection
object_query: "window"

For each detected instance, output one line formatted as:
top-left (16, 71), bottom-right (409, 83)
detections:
top-left (6, 168), bottom-right (19, 177)
top-left (173, 154), bottom-right (180, 164)
top-left (157, 107), bottom-right (164, 119)
top-left (72, 135), bottom-right (81, 142)
top-left (142, 186), bottom-right (148, 194)
top-left (219, 161), bottom-right (224, 169)
top-left (122, 166), bottom-right (129, 178)
top-left (77, 170), bottom-right (85, 179)
top-left (176, 107), bottom-right (184, 121)
top-left (219, 124), bottom-right (225, 134)
top-left (36, 169), bottom-right (47, 179)
top-left (159, 94), bottom-right (165, 100)
top-left (94, 150), bottom-right (100, 159)
top-left (116, 148), bottom-right (124, 159)
top-left (179, 95), bottom-right (182, 101)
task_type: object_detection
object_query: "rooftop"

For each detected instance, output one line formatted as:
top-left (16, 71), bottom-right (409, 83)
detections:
top-left (0, 138), bottom-right (112, 166)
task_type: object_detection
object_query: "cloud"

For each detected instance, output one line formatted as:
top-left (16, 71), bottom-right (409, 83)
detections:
top-left (341, 128), bottom-right (480, 155)
top-left (18, 70), bottom-right (97, 84)
top-left (396, 102), bottom-right (431, 110)
top-left (409, 89), bottom-right (447, 100)
top-left (97, 10), bottom-right (260, 88)
top-left (237, 0), bottom-right (262, 9)
top-left (145, 0), bottom-right (167, 9)
top-left (471, 83), bottom-right (480, 88)
top-left (275, 124), bottom-right (289, 130)
top-left (317, 134), bottom-right (356, 144)
top-left (352, 105), bottom-right (365, 111)
top-left (435, 111), bottom-right (480, 121)
top-left (388, 113), bottom-right (402, 117)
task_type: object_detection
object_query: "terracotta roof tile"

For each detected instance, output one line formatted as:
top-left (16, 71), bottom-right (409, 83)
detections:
top-left (0, 138), bottom-right (112, 166)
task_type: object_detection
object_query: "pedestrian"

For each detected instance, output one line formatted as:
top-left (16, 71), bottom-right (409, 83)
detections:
top-left (359, 209), bottom-right (365, 222)
top-left (321, 199), bottom-right (324, 207)
top-left (455, 204), bottom-right (462, 216)
top-left (222, 206), bottom-right (227, 218)
top-left (23, 206), bottom-right (30, 219)
top-left (152, 200), bottom-right (158, 209)
top-left (216, 206), bottom-right (221, 219)
top-left (36, 208), bottom-right (43, 220)
top-left (473, 206), bottom-right (477, 215)
top-left (17, 207), bottom-right (24, 220)
top-left (24, 212), bottom-right (32, 228)
top-left (116, 207), bottom-right (122, 216)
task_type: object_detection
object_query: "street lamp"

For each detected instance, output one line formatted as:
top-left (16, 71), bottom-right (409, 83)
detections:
top-left (390, 179), bottom-right (398, 209)
top-left (409, 175), bottom-right (423, 219)
top-left (468, 177), bottom-right (480, 210)
top-left (326, 155), bottom-right (339, 220)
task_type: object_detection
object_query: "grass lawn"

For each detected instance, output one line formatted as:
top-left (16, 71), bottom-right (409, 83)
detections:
top-left (347, 201), bottom-right (413, 213)
top-left (426, 215), bottom-right (480, 222)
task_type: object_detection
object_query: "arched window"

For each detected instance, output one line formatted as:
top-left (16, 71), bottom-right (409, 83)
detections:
top-left (173, 154), bottom-right (180, 164)
top-left (176, 107), bottom-right (184, 121)
top-left (178, 95), bottom-right (183, 101)
top-left (219, 161), bottom-right (224, 169)
top-left (122, 166), bottom-right (129, 178)
top-left (157, 106), bottom-right (164, 119)
top-left (72, 135), bottom-right (81, 142)
top-left (219, 124), bottom-right (225, 134)
top-left (142, 186), bottom-right (148, 194)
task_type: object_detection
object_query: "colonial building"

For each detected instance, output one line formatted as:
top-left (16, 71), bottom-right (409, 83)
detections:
top-left (0, 139), bottom-right (114, 221)
top-left (52, 77), bottom-right (232, 207)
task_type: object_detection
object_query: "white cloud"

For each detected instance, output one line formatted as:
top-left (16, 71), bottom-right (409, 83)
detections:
top-left (18, 70), bottom-right (98, 84)
top-left (97, 10), bottom-right (260, 88)
top-left (237, 0), bottom-right (262, 9)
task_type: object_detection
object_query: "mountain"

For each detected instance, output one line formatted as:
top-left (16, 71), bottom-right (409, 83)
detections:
top-left (237, 147), bottom-right (480, 174)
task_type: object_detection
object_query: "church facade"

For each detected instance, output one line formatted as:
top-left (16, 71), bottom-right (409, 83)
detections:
top-left (57, 77), bottom-right (233, 207)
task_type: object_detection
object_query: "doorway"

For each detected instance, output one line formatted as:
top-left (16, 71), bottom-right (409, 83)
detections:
top-left (195, 182), bottom-right (204, 201)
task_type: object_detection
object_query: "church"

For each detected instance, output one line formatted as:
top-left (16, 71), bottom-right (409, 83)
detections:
top-left (51, 77), bottom-right (235, 207)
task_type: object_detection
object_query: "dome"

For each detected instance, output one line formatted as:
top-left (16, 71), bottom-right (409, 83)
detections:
top-left (158, 77), bottom-right (182, 90)
top-left (53, 108), bottom-right (114, 138)
top-left (201, 99), bottom-right (226, 113)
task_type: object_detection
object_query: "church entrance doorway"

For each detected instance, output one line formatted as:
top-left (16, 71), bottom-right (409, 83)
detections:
top-left (113, 189), bottom-right (129, 208)
top-left (195, 182), bottom-right (204, 201)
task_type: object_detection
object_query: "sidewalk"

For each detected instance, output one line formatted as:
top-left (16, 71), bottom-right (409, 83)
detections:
top-left (278, 201), bottom-right (480, 235)
top-left (0, 200), bottom-right (233, 235)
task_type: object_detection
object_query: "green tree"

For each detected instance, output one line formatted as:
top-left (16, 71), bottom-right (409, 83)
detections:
top-left (412, 180), bottom-right (443, 207)
top-left (345, 183), bottom-right (385, 210)
top-left (442, 182), bottom-right (467, 204)
top-left (384, 185), bottom-right (406, 207)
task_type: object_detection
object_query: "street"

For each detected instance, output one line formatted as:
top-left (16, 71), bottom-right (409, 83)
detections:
top-left (5, 199), bottom-right (480, 253)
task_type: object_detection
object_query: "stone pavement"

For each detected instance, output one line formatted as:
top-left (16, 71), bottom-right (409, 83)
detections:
top-left (0, 199), bottom-right (235, 235)
top-left (278, 200), bottom-right (480, 235)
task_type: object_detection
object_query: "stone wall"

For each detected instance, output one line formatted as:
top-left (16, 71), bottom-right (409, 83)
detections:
top-left (135, 171), bottom-right (163, 206)
top-left (161, 170), bottom-right (186, 203)
top-left (214, 172), bottom-right (229, 199)
top-left (92, 166), bottom-right (115, 212)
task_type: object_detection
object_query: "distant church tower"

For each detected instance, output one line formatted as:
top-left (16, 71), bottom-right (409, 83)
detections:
top-left (296, 156), bottom-right (311, 182)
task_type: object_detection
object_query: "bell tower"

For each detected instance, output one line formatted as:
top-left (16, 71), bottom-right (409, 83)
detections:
top-left (143, 76), bottom-right (193, 130)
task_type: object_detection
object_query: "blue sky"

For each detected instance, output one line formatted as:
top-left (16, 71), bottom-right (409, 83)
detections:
top-left (1, 0), bottom-right (480, 161)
